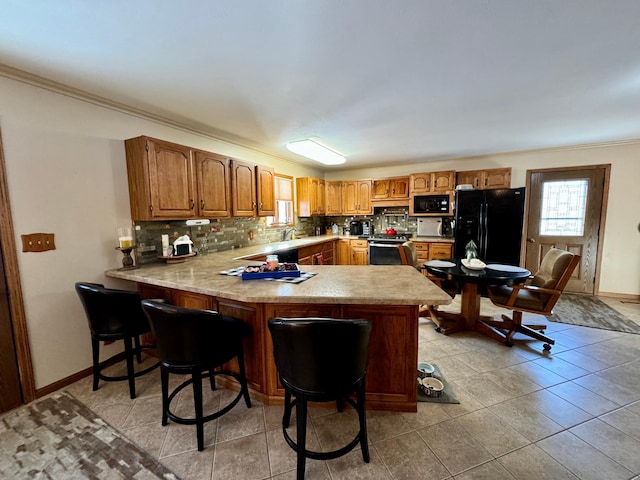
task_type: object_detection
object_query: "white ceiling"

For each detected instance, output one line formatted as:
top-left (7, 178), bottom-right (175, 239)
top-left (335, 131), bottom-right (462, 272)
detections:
top-left (1, 1), bottom-right (639, 169)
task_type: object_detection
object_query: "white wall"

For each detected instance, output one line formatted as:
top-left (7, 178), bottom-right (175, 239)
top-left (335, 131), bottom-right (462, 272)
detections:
top-left (0, 76), bottom-right (320, 389)
top-left (327, 143), bottom-right (640, 296)
top-left (1, 74), bottom-right (639, 390)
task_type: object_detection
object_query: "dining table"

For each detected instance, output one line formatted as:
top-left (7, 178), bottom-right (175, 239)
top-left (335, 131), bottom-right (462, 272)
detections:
top-left (424, 259), bottom-right (531, 344)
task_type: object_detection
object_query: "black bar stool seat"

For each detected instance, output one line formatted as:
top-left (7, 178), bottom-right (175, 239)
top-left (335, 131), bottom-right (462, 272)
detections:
top-left (268, 317), bottom-right (372, 480)
top-left (142, 299), bottom-right (252, 451)
top-left (75, 282), bottom-right (159, 399)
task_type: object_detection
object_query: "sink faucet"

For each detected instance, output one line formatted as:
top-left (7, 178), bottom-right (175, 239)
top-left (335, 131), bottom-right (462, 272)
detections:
top-left (282, 227), bottom-right (297, 241)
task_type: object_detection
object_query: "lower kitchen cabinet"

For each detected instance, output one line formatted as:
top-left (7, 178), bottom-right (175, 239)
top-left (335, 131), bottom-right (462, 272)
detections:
top-left (336, 239), bottom-right (368, 265)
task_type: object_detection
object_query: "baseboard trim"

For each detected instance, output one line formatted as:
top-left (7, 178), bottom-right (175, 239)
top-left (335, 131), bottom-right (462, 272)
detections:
top-left (597, 291), bottom-right (640, 301)
top-left (36, 367), bottom-right (93, 398)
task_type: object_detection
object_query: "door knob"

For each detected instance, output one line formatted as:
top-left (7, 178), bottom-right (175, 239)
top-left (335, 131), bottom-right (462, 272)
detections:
top-left (527, 238), bottom-right (536, 243)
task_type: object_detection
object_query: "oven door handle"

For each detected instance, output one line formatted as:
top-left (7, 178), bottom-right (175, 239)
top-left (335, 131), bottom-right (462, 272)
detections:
top-left (369, 242), bottom-right (402, 247)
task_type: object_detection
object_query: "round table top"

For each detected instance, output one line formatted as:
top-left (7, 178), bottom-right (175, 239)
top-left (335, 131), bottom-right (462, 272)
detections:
top-left (424, 259), bottom-right (531, 285)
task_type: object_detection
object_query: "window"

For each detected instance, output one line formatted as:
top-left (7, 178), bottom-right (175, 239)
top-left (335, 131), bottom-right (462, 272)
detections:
top-left (266, 174), bottom-right (294, 227)
top-left (540, 179), bottom-right (588, 236)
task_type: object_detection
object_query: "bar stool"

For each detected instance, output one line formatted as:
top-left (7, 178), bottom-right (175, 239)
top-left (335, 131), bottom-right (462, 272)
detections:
top-left (75, 282), bottom-right (159, 399)
top-left (141, 299), bottom-right (252, 451)
top-left (268, 317), bottom-right (372, 480)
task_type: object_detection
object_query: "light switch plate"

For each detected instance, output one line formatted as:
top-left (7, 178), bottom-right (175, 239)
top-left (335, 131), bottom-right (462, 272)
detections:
top-left (21, 233), bottom-right (56, 252)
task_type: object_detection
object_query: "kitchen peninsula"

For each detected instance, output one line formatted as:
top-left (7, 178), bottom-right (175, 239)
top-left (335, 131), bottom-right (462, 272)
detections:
top-left (106, 236), bottom-right (452, 412)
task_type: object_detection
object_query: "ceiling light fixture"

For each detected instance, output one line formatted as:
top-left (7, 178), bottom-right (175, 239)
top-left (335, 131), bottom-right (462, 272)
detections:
top-left (286, 139), bottom-right (346, 165)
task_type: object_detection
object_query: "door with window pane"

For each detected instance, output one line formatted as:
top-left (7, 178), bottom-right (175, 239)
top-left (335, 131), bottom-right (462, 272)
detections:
top-left (525, 167), bottom-right (607, 293)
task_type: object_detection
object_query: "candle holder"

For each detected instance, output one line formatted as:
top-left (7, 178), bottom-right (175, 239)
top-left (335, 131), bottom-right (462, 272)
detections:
top-left (116, 246), bottom-right (138, 270)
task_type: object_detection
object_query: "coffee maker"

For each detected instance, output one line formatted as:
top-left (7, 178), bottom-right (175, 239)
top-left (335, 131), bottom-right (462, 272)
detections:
top-left (349, 220), bottom-right (363, 236)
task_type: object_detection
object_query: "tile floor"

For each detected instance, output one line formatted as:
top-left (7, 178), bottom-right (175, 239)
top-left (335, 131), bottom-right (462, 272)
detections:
top-left (65, 297), bottom-right (640, 480)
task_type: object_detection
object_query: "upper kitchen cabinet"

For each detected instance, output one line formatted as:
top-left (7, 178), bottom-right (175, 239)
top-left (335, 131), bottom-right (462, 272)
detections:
top-left (125, 136), bottom-right (196, 220)
top-left (194, 150), bottom-right (231, 218)
top-left (342, 180), bottom-right (372, 215)
top-left (296, 177), bottom-right (326, 216)
top-left (231, 159), bottom-right (275, 217)
top-left (409, 171), bottom-right (455, 195)
top-left (256, 165), bottom-right (276, 216)
top-left (325, 181), bottom-right (342, 215)
top-left (455, 168), bottom-right (511, 190)
top-left (372, 177), bottom-right (409, 199)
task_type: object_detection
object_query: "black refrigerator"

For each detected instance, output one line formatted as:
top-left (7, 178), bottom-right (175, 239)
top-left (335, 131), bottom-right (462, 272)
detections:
top-left (453, 187), bottom-right (526, 265)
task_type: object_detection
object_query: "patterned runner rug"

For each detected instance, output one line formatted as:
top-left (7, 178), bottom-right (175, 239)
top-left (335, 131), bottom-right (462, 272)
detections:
top-left (547, 293), bottom-right (640, 334)
top-left (0, 392), bottom-right (179, 479)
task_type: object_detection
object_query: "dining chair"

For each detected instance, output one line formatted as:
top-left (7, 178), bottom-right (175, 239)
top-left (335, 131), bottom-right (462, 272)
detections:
top-left (268, 317), bottom-right (372, 480)
top-left (485, 248), bottom-right (581, 351)
top-left (75, 282), bottom-right (159, 399)
top-left (397, 242), bottom-right (459, 331)
top-left (141, 299), bottom-right (252, 451)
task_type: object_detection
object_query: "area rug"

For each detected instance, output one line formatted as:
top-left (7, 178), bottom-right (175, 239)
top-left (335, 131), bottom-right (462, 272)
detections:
top-left (547, 293), bottom-right (640, 334)
top-left (0, 391), bottom-right (179, 479)
top-left (417, 363), bottom-right (460, 404)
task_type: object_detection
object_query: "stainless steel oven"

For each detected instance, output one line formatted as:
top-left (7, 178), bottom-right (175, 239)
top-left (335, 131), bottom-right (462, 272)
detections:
top-left (367, 235), bottom-right (409, 265)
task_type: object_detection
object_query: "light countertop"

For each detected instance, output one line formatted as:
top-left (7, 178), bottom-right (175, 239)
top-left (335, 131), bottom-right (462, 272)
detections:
top-left (105, 235), bottom-right (452, 306)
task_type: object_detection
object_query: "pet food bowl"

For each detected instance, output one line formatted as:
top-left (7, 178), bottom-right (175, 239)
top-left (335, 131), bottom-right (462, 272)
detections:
top-left (417, 363), bottom-right (435, 378)
top-left (419, 377), bottom-right (444, 397)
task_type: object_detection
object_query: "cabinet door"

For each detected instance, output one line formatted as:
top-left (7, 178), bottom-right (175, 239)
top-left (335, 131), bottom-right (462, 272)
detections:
top-left (429, 243), bottom-right (453, 260)
top-left (357, 180), bottom-right (372, 213)
top-left (256, 165), bottom-right (275, 216)
top-left (413, 242), bottom-right (429, 264)
top-left (341, 181), bottom-right (359, 215)
top-left (337, 239), bottom-right (351, 264)
top-left (316, 179), bottom-right (325, 214)
top-left (483, 168), bottom-right (511, 189)
top-left (325, 181), bottom-right (342, 215)
top-left (432, 171), bottom-right (455, 192)
top-left (351, 239), bottom-right (369, 265)
top-left (231, 159), bottom-right (257, 217)
top-left (195, 150), bottom-right (231, 218)
top-left (456, 170), bottom-right (482, 189)
top-left (372, 180), bottom-right (390, 199)
top-left (389, 177), bottom-right (409, 198)
top-left (409, 173), bottom-right (431, 194)
top-left (172, 290), bottom-right (215, 310)
top-left (147, 138), bottom-right (195, 218)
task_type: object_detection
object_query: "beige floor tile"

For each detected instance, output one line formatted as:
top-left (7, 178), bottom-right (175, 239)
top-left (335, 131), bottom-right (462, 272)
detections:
top-left (266, 421), bottom-right (323, 476)
top-left (452, 374), bottom-right (516, 407)
top-left (216, 401), bottom-right (265, 443)
top-left (532, 355), bottom-right (591, 380)
top-left (418, 418), bottom-right (494, 475)
top-left (536, 430), bottom-right (634, 480)
top-left (482, 366), bottom-right (542, 397)
top-left (121, 421), bottom-right (169, 458)
top-left (554, 348), bottom-right (613, 372)
top-left (570, 418), bottom-right (640, 473)
top-left (453, 459), bottom-right (516, 480)
top-left (121, 394), bottom-right (163, 429)
top-left (313, 409), bottom-right (368, 452)
top-left (327, 447), bottom-right (391, 480)
top-left (513, 389), bottom-right (593, 429)
top-left (573, 372), bottom-right (640, 406)
top-left (271, 459), bottom-right (332, 480)
top-left (455, 409), bottom-right (530, 457)
top-left (212, 432), bottom-right (270, 480)
top-left (365, 410), bottom-right (415, 444)
top-left (399, 401), bottom-right (452, 429)
top-left (599, 406), bottom-right (640, 442)
top-left (375, 430), bottom-right (450, 480)
top-left (547, 380), bottom-right (621, 415)
top-left (161, 448), bottom-right (214, 480)
top-left (497, 443), bottom-right (578, 480)
top-left (160, 421), bottom-right (216, 457)
top-left (487, 396), bottom-right (564, 442)
top-left (504, 361), bottom-right (566, 388)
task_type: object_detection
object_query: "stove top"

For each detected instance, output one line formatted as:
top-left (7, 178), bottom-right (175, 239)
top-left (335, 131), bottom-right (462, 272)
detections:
top-left (359, 234), bottom-right (411, 241)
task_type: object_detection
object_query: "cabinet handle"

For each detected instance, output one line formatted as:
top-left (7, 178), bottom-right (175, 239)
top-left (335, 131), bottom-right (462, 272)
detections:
top-left (252, 202), bottom-right (257, 209)
top-left (485, 178), bottom-right (488, 187)
top-left (260, 202), bottom-right (263, 209)
top-left (190, 199), bottom-right (195, 210)
top-left (200, 199), bottom-right (205, 210)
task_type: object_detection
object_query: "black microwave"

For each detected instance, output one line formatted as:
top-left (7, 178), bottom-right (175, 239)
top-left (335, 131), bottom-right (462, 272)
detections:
top-left (411, 194), bottom-right (451, 215)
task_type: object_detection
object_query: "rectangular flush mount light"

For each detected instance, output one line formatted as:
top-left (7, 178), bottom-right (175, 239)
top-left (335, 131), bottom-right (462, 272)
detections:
top-left (286, 139), bottom-right (346, 165)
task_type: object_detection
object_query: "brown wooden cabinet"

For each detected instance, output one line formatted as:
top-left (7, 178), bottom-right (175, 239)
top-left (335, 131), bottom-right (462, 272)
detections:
top-left (298, 240), bottom-right (335, 265)
top-left (342, 180), bottom-right (372, 215)
top-left (337, 239), bottom-right (351, 264)
top-left (194, 150), bottom-right (231, 218)
top-left (126, 136), bottom-right (196, 220)
top-left (409, 171), bottom-right (455, 195)
top-left (372, 177), bottom-right (409, 199)
top-left (296, 177), bottom-right (326, 216)
top-left (125, 135), bottom-right (273, 220)
top-left (231, 161), bottom-right (275, 217)
top-left (256, 165), bottom-right (275, 216)
top-left (455, 168), bottom-right (511, 190)
top-left (325, 181), bottom-right (342, 215)
top-left (336, 238), bottom-right (368, 265)
top-left (429, 243), bottom-right (453, 260)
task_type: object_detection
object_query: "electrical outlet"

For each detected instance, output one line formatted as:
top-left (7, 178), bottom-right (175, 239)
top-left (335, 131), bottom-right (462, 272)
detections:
top-left (21, 233), bottom-right (56, 252)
